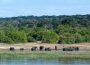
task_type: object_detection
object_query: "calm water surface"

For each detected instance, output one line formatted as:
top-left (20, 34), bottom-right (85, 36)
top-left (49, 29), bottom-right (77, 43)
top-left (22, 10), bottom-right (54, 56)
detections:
top-left (0, 58), bottom-right (90, 65)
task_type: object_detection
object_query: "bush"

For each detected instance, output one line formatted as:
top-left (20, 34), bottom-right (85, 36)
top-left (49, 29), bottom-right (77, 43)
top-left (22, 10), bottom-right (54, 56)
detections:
top-left (27, 36), bottom-right (36, 42)
top-left (6, 30), bottom-right (27, 43)
top-left (41, 30), bottom-right (59, 44)
top-left (59, 33), bottom-right (76, 44)
top-left (74, 33), bottom-right (85, 43)
top-left (2, 36), bottom-right (14, 44)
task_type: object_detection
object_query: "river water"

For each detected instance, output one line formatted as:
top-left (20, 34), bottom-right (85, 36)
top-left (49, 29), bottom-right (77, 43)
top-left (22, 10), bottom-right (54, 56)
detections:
top-left (0, 58), bottom-right (90, 65)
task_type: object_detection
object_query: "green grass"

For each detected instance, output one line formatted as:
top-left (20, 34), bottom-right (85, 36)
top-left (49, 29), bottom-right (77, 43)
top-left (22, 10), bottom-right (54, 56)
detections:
top-left (0, 50), bottom-right (90, 59)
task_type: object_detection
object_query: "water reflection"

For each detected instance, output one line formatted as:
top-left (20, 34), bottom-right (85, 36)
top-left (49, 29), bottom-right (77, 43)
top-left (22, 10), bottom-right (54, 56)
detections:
top-left (58, 58), bottom-right (90, 64)
top-left (0, 58), bottom-right (90, 65)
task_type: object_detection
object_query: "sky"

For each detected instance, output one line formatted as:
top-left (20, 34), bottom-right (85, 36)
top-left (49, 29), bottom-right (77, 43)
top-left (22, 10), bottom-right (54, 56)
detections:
top-left (0, 0), bottom-right (90, 17)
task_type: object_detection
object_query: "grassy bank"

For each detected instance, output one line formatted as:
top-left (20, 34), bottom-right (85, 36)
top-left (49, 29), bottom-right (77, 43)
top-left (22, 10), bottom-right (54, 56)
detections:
top-left (0, 50), bottom-right (90, 59)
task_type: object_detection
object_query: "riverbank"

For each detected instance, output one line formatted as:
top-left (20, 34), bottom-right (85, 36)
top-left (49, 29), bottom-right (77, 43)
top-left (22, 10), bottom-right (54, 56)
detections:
top-left (0, 43), bottom-right (90, 59)
top-left (0, 51), bottom-right (90, 59)
top-left (0, 43), bottom-right (90, 50)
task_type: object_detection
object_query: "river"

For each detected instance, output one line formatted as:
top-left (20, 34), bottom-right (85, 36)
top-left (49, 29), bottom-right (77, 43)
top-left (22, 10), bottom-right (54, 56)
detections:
top-left (0, 58), bottom-right (90, 65)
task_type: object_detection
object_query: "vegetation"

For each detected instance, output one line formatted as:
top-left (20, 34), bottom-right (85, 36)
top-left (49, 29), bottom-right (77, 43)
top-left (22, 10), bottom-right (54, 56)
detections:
top-left (0, 51), bottom-right (90, 59)
top-left (0, 15), bottom-right (90, 44)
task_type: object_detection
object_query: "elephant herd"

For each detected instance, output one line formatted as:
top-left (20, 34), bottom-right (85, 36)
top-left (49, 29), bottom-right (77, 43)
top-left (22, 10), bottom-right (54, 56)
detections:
top-left (9, 46), bottom-right (79, 51)
top-left (9, 46), bottom-right (53, 51)
top-left (31, 46), bottom-right (52, 51)
top-left (62, 47), bottom-right (79, 51)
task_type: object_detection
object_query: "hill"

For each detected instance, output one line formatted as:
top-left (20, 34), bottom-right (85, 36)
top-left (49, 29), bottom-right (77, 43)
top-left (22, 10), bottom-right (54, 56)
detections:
top-left (0, 15), bottom-right (90, 44)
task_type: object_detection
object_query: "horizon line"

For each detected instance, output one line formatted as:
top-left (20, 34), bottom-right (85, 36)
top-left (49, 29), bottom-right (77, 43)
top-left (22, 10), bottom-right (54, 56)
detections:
top-left (0, 14), bottom-right (90, 18)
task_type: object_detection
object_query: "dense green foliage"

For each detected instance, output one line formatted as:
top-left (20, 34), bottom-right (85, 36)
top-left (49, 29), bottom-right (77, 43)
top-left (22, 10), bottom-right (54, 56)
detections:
top-left (0, 15), bottom-right (90, 44)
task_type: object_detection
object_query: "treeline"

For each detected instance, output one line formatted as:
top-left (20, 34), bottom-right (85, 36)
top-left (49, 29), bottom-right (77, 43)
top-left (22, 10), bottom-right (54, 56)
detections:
top-left (0, 15), bottom-right (90, 44)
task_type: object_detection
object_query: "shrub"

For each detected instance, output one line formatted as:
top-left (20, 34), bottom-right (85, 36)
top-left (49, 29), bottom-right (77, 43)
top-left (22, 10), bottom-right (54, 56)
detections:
top-left (7, 30), bottom-right (27, 43)
top-left (41, 30), bottom-right (59, 44)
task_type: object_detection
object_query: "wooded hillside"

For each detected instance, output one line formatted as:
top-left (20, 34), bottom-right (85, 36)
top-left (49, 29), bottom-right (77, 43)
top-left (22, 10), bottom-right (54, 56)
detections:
top-left (0, 15), bottom-right (90, 44)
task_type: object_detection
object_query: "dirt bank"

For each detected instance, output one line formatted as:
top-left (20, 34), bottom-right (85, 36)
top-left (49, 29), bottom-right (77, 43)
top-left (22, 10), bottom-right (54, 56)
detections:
top-left (0, 42), bottom-right (90, 50)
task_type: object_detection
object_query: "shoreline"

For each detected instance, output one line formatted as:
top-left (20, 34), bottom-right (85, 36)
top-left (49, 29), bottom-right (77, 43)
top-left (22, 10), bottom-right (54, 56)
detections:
top-left (0, 43), bottom-right (90, 50)
top-left (0, 51), bottom-right (90, 59)
top-left (0, 43), bottom-right (90, 59)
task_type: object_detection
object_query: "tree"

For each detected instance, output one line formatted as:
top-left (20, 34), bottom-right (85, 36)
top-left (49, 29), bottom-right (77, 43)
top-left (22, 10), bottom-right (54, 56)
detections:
top-left (41, 30), bottom-right (59, 43)
top-left (8, 31), bottom-right (27, 43)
